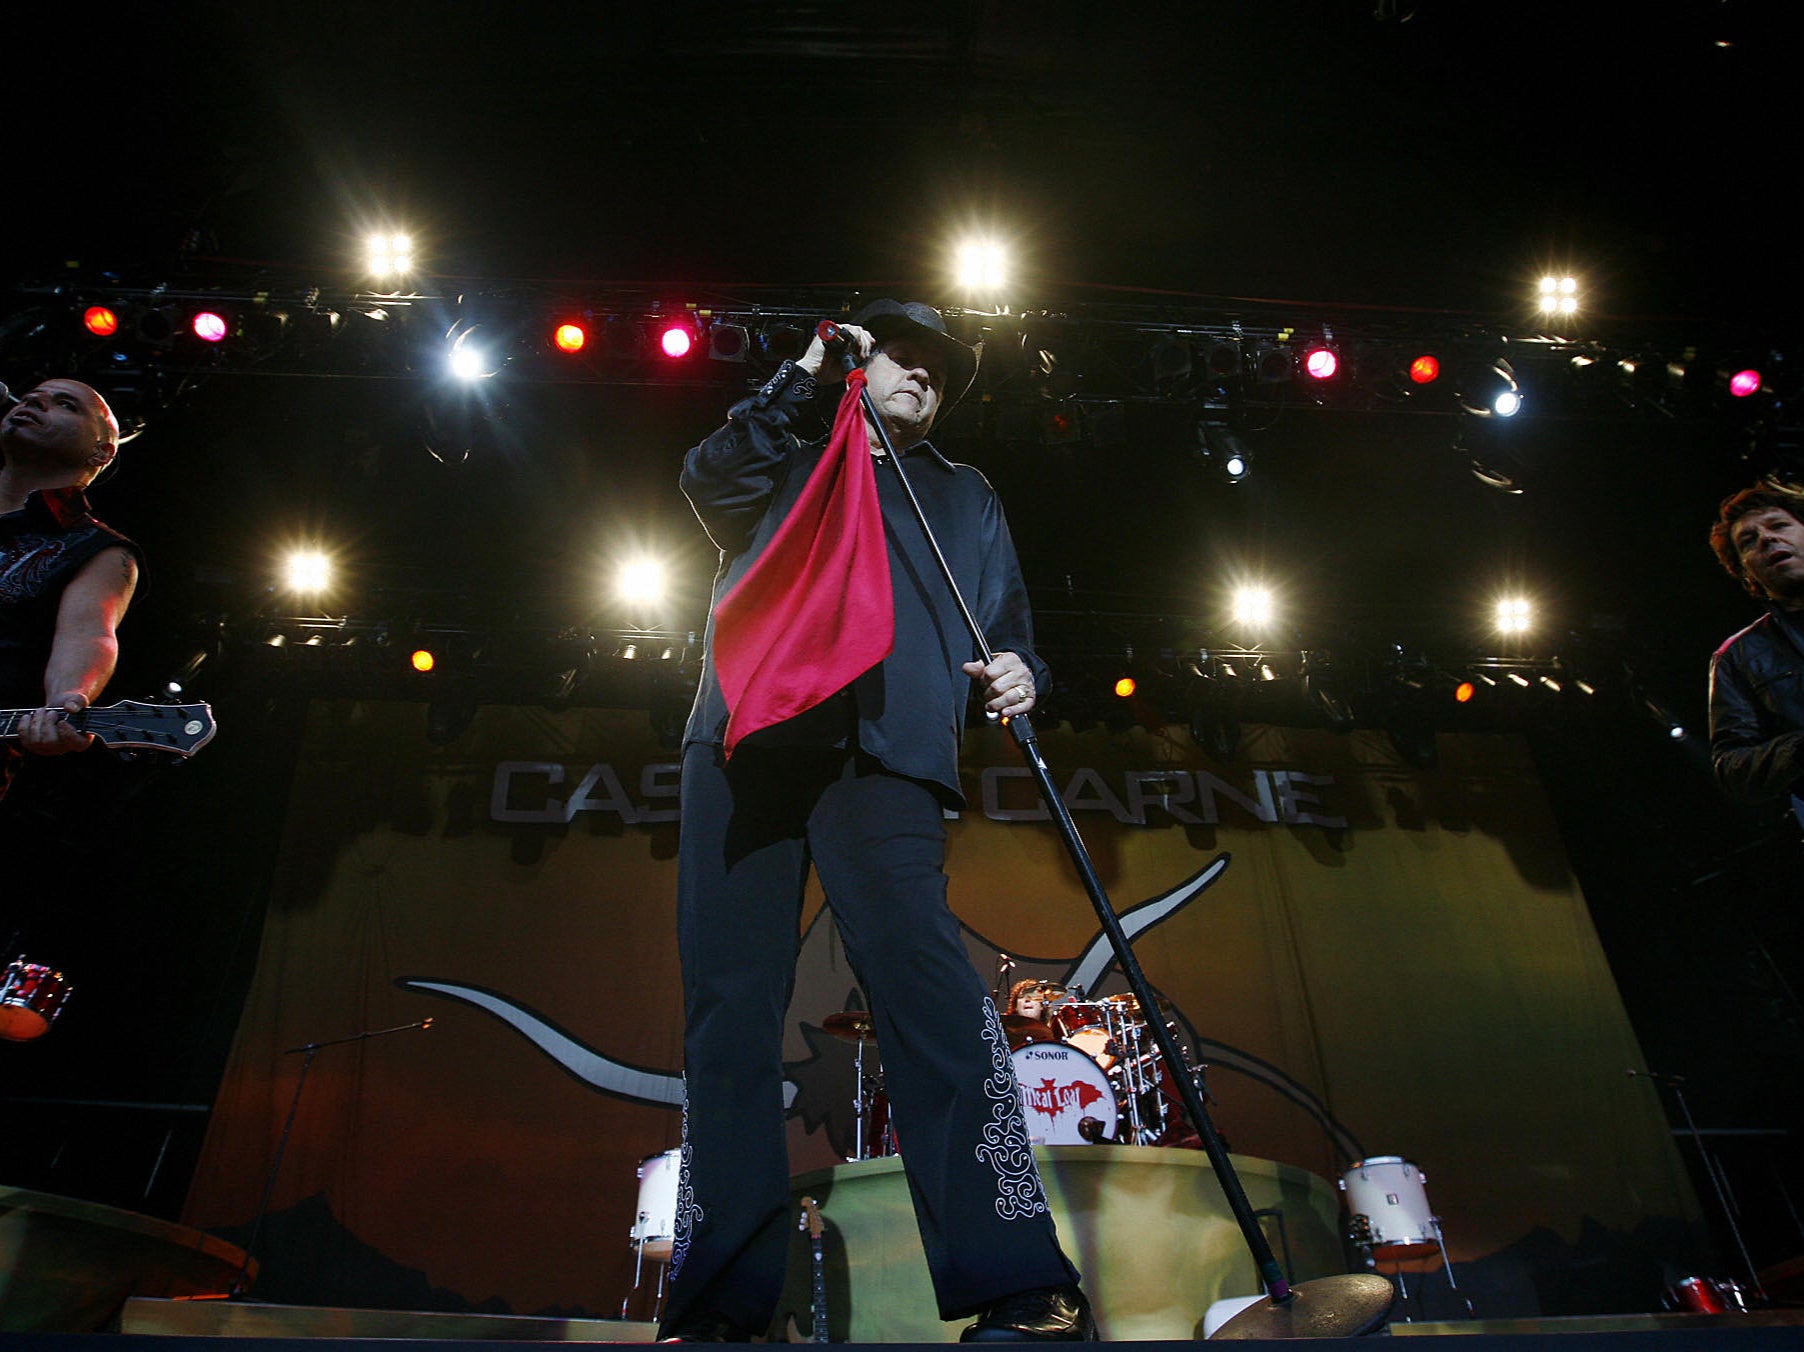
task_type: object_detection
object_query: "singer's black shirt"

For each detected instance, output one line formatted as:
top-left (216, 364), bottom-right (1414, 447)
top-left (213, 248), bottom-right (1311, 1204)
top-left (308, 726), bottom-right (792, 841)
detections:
top-left (680, 360), bottom-right (1046, 806)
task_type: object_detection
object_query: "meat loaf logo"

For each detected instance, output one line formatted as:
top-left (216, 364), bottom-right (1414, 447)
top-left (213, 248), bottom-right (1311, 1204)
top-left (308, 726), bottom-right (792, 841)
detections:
top-left (1020, 1072), bottom-right (1107, 1122)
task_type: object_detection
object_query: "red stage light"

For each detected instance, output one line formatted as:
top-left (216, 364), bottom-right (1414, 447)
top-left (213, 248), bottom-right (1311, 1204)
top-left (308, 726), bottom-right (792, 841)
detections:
top-left (1303, 347), bottom-right (1338, 380)
top-left (553, 322), bottom-right (587, 354)
top-left (1728, 369), bottom-right (1762, 398)
top-left (1113, 676), bottom-right (1137, 699)
top-left (658, 324), bottom-right (694, 359)
top-left (82, 305), bottom-right (120, 337)
top-left (1408, 354), bottom-right (1440, 384)
top-left (191, 311), bottom-right (229, 343)
top-left (1454, 681), bottom-right (1476, 704)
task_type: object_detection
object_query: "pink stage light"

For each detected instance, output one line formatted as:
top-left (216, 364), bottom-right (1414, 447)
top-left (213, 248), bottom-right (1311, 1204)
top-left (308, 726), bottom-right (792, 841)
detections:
top-left (1303, 347), bottom-right (1338, 380)
top-left (659, 324), bottom-right (693, 359)
top-left (1728, 369), bottom-right (1762, 398)
top-left (191, 311), bottom-right (229, 343)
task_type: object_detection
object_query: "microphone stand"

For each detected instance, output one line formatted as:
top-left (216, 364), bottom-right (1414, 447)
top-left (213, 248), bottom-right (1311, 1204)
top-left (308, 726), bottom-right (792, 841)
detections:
top-left (1632, 1068), bottom-right (1765, 1300)
top-left (818, 323), bottom-right (1391, 1338)
top-left (229, 1018), bottom-right (434, 1298)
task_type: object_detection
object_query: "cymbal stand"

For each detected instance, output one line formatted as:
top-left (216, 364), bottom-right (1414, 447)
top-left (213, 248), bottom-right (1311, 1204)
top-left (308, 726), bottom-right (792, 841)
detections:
top-left (819, 322), bottom-right (1393, 1336)
top-left (851, 1032), bottom-right (873, 1162)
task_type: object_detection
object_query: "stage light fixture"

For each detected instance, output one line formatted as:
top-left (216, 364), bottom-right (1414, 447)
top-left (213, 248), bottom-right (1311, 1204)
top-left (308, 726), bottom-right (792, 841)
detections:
top-left (1302, 345), bottom-right (1339, 380)
top-left (708, 322), bottom-right (750, 363)
top-left (1201, 338), bottom-right (1241, 389)
top-left (1231, 586), bottom-right (1273, 627)
top-left (758, 322), bottom-right (806, 365)
top-left (657, 321), bottom-right (695, 360)
top-left (1113, 676), bottom-right (1137, 699)
top-left (1408, 354), bottom-right (1440, 385)
top-left (1251, 344), bottom-right (1293, 385)
top-left (1198, 422), bottom-right (1252, 482)
top-left (447, 324), bottom-right (499, 380)
top-left (618, 557), bottom-right (667, 605)
top-left (1151, 337), bottom-right (1192, 395)
top-left (411, 648), bottom-right (437, 673)
top-left (82, 305), bottom-right (119, 337)
top-left (1454, 680), bottom-right (1476, 703)
top-left (191, 310), bottom-right (229, 343)
top-left (136, 304), bottom-right (184, 347)
top-left (1727, 368), bottom-right (1762, 398)
top-left (955, 239), bottom-right (1008, 293)
top-left (282, 550), bottom-right (332, 594)
top-left (1457, 359), bottom-right (1522, 418)
top-left (552, 322), bottom-right (588, 354)
top-left (1494, 597), bottom-right (1532, 633)
top-left (1537, 275), bottom-right (1579, 316)
top-left (367, 232), bottom-right (415, 279)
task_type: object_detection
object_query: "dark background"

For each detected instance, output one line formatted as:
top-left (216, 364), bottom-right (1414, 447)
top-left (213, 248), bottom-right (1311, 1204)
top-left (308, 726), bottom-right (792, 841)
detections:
top-left (3, 0), bottom-right (1801, 1316)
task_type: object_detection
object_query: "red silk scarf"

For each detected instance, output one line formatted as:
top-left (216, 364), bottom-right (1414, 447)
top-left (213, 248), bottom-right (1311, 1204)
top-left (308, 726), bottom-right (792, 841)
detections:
top-left (712, 369), bottom-right (895, 755)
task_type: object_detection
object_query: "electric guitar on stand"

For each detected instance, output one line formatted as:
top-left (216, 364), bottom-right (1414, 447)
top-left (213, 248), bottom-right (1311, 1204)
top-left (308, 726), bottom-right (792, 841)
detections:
top-left (801, 1196), bottom-right (828, 1343)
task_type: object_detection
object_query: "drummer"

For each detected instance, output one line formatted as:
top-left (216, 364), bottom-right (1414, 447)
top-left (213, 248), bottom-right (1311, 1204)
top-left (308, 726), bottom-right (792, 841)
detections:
top-left (1006, 979), bottom-right (1063, 1023)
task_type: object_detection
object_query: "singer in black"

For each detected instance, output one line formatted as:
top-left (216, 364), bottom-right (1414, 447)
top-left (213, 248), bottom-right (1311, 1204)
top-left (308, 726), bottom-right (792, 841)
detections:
top-left (0, 379), bottom-right (139, 803)
top-left (1707, 481), bottom-right (1804, 807)
top-left (662, 301), bottom-right (1094, 1342)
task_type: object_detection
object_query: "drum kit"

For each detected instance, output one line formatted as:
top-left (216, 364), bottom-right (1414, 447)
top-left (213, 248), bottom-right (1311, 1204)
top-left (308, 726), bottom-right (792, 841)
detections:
top-left (821, 985), bottom-right (1203, 1157)
top-left (0, 956), bottom-right (72, 1042)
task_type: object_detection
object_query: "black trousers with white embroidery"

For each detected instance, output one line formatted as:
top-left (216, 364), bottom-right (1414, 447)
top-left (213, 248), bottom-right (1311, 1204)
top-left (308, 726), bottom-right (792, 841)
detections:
top-left (661, 741), bottom-right (1079, 1334)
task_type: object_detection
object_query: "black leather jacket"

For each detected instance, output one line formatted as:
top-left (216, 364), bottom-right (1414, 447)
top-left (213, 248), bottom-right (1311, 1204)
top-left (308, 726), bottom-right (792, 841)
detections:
top-left (681, 361), bottom-right (1046, 807)
top-left (1708, 606), bottom-right (1804, 802)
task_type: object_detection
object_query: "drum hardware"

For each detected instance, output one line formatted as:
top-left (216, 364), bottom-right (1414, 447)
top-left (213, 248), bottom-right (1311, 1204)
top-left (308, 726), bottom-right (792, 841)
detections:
top-left (823, 1010), bottom-right (893, 1161)
top-left (0, 956), bottom-right (73, 1042)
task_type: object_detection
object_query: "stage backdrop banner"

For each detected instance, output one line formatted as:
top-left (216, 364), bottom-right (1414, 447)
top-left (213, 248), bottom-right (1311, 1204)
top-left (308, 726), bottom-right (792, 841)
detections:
top-left (182, 701), bottom-right (1697, 1317)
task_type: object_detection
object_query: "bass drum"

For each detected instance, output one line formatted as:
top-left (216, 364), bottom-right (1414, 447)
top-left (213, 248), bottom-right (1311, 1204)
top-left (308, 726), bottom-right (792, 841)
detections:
top-left (1009, 1042), bottom-right (1118, 1145)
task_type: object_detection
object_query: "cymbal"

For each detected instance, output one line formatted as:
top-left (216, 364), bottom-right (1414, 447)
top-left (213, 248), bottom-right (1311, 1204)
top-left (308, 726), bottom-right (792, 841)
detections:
top-left (1210, 1273), bottom-right (1395, 1340)
top-left (822, 1011), bottom-right (878, 1043)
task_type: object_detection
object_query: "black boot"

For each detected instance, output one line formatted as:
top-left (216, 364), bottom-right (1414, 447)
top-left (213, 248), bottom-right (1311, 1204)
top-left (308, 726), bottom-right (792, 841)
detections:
top-left (658, 1309), bottom-right (761, 1342)
top-left (960, 1285), bottom-right (1096, 1342)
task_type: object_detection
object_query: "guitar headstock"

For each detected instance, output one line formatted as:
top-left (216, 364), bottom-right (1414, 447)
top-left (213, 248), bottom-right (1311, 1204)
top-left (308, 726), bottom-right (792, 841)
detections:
top-left (76, 701), bottom-right (218, 756)
top-left (799, 1195), bottom-right (824, 1240)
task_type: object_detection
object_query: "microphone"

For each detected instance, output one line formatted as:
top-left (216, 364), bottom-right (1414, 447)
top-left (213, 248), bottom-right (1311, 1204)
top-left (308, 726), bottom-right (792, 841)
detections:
top-left (0, 381), bottom-right (16, 406)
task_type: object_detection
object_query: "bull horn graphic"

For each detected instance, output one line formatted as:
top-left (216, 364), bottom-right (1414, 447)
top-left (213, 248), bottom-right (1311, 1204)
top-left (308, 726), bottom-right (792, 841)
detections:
top-left (1058, 853), bottom-right (1228, 993)
top-left (398, 856), bottom-right (1230, 1111)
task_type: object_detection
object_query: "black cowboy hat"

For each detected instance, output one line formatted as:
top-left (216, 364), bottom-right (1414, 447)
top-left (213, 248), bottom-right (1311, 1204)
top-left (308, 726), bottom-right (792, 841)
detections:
top-left (850, 299), bottom-right (982, 409)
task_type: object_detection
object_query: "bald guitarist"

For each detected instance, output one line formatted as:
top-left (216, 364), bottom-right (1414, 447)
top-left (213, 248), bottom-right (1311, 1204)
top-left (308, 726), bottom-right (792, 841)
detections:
top-left (0, 378), bottom-right (140, 801)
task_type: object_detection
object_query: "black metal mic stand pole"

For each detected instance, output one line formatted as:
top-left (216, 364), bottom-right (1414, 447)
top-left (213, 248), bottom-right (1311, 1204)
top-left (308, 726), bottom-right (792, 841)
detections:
top-left (817, 321), bottom-right (1391, 1338)
top-left (229, 1018), bottom-right (434, 1298)
top-left (1632, 1067), bottom-right (1766, 1300)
